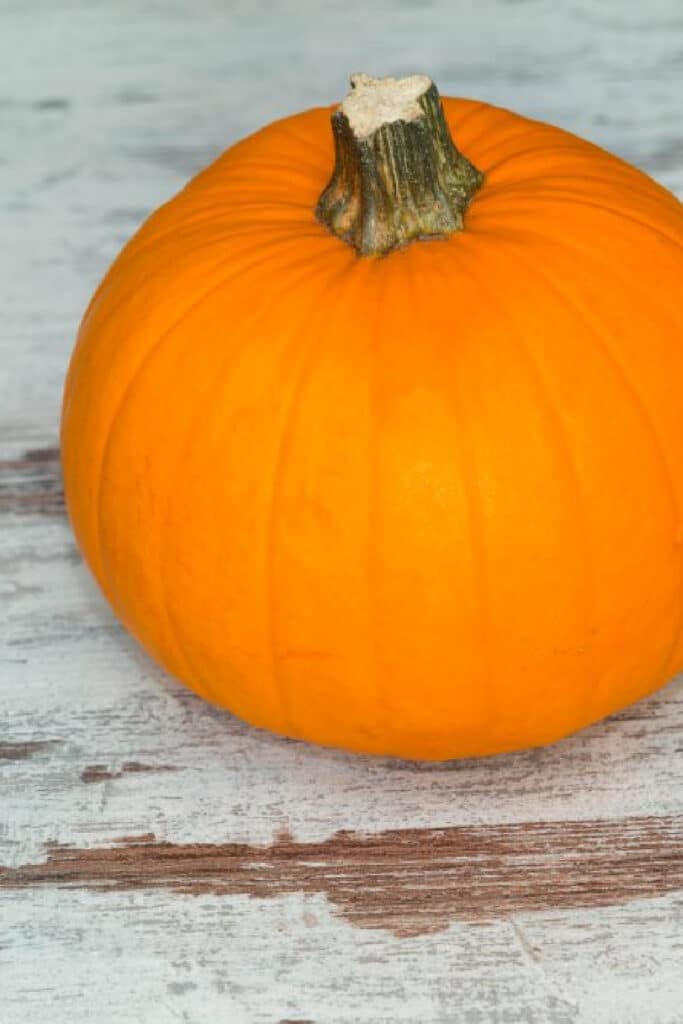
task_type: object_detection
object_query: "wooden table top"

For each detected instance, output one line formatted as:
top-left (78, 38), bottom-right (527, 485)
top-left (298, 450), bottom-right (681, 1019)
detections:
top-left (1, 2), bottom-right (682, 1021)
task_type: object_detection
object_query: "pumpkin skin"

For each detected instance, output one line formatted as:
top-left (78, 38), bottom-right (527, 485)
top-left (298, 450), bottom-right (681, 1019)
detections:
top-left (61, 96), bottom-right (683, 760)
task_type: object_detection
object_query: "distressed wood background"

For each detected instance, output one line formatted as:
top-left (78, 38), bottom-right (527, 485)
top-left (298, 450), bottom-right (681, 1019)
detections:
top-left (1, 1), bottom-right (682, 1021)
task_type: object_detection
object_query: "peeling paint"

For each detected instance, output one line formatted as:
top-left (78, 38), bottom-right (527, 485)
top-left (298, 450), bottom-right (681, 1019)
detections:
top-left (1, 816), bottom-right (680, 937)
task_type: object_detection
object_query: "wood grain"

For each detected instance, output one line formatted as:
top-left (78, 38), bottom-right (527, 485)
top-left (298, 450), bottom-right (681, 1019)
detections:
top-left (2, 0), bottom-right (683, 1021)
top-left (2, 816), bottom-right (681, 937)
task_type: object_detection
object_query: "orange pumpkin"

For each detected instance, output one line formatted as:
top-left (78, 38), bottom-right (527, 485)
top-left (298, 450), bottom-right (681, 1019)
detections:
top-left (61, 73), bottom-right (683, 759)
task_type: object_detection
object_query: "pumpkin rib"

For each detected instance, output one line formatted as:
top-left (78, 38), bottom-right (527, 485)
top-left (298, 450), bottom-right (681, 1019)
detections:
top-left (452, 316), bottom-right (495, 741)
top-left (481, 139), bottom-right (595, 176)
top-left (426, 253), bottom-right (495, 738)
top-left (156, 254), bottom-right (342, 717)
top-left (232, 129), bottom-right (324, 164)
top-left (504, 188), bottom-right (683, 234)
top-left (263, 257), bottom-right (359, 740)
top-left (68, 224), bottom-right (315, 406)
top-left (444, 98), bottom-right (491, 133)
top-left (214, 163), bottom-right (326, 191)
top-left (275, 115), bottom-right (332, 154)
top-left (368, 258), bottom-right (397, 747)
top-left (397, 249), bottom-right (496, 744)
top-left (472, 199), bottom-right (681, 240)
top-left (518, 249), bottom-right (683, 691)
top-left (453, 243), bottom-right (598, 730)
top-left (483, 173), bottom-right (677, 208)
top-left (484, 156), bottom-right (680, 216)
top-left (76, 228), bottom-right (329, 524)
top-left (140, 202), bottom-right (314, 242)
top-left (464, 195), bottom-right (683, 260)
top-left (226, 148), bottom-right (330, 176)
top-left (456, 120), bottom-right (543, 166)
top-left (82, 213), bottom-right (323, 331)
top-left (236, 115), bottom-right (333, 169)
top-left (93, 237), bottom-right (326, 594)
top-left (110, 219), bottom-right (319, 286)
top-left (438, 100), bottom-right (511, 159)
top-left (492, 223), bottom-right (683, 332)
top-left (511, 193), bottom-right (683, 251)
top-left (201, 199), bottom-right (319, 215)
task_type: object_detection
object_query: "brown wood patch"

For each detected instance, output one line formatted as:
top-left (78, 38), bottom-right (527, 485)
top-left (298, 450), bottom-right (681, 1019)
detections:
top-left (0, 740), bottom-right (57, 761)
top-left (0, 446), bottom-right (64, 515)
top-left (1, 816), bottom-right (680, 936)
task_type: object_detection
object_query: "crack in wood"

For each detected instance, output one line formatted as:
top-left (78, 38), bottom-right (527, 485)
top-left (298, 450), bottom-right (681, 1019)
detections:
top-left (0, 446), bottom-right (64, 516)
top-left (0, 815), bottom-right (680, 937)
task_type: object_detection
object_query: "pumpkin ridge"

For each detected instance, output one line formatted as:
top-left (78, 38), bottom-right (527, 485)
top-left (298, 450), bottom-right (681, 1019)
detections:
top-left (156, 257), bottom-right (341, 714)
top-left (506, 186), bottom-right (683, 227)
top-left (445, 112), bottom-right (539, 163)
top-left (489, 224), bottom-right (683, 326)
top-left (126, 208), bottom-right (312, 254)
top-left (430, 250), bottom-right (495, 733)
top-left (515, 248), bottom-right (683, 693)
top-left (479, 139), bottom-right (590, 176)
top-left (443, 99), bottom-right (494, 134)
top-left (268, 117), bottom-right (331, 162)
top-left (95, 285), bottom-right (228, 596)
top-left (93, 240), bottom-right (326, 592)
top-left (490, 133), bottom-right (631, 166)
top-left (367, 260), bottom-right (395, 744)
top-left (451, 242), bottom-right (598, 730)
top-left (483, 173), bottom-right (677, 205)
top-left (210, 199), bottom-right (319, 214)
top-left (264, 257), bottom-right (360, 739)
top-left (68, 224), bottom-right (312, 414)
top-left (464, 193), bottom-right (683, 253)
top-left (215, 108), bottom-right (333, 172)
top-left (518, 194), bottom-right (683, 250)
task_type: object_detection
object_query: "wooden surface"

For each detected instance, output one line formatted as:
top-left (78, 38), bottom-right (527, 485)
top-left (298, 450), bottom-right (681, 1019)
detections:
top-left (2, 2), bottom-right (683, 1021)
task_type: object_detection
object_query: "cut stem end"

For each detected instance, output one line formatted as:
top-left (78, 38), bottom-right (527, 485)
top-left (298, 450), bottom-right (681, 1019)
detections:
top-left (316, 73), bottom-right (484, 257)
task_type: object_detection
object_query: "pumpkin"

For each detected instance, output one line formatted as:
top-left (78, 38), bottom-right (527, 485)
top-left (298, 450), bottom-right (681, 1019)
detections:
top-left (61, 73), bottom-right (683, 760)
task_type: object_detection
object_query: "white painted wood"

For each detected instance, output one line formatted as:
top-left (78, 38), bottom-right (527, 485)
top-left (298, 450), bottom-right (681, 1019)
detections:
top-left (1, 1), bottom-right (682, 1022)
top-left (2, 890), bottom-right (683, 1024)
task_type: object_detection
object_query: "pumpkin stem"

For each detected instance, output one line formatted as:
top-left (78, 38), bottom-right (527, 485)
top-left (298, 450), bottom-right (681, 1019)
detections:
top-left (316, 73), bottom-right (484, 257)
